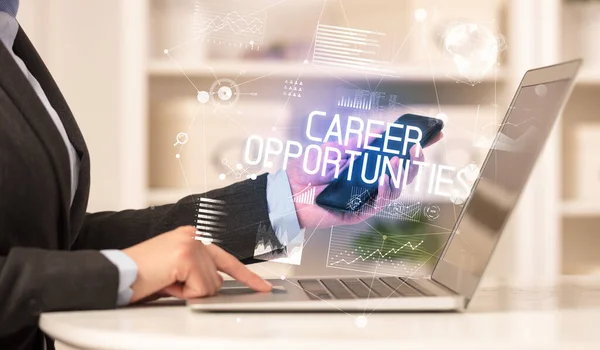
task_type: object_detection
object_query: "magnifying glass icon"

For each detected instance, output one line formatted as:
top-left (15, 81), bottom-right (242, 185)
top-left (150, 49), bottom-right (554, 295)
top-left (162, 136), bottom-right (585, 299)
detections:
top-left (173, 132), bottom-right (189, 146)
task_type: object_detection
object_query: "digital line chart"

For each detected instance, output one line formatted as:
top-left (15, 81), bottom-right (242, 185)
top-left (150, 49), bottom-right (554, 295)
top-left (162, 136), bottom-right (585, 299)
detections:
top-left (329, 240), bottom-right (424, 266)
top-left (192, 1), bottom-right (267, 50)
top-left (195, 11), bottom-right (265, 35)
top-left (327, 225), bottom-right (430, 276)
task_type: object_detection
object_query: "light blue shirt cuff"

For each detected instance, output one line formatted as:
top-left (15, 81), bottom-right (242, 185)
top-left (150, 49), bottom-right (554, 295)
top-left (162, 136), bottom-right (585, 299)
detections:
top-left (266, 170), bottom-right (302, 247)
top-left (100, 250), bottom-right (138, 306)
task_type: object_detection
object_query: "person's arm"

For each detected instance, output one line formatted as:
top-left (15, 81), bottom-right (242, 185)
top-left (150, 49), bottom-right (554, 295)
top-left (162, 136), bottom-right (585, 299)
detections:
top-left (72, 174), bottom-right (282, 263)
top-left (0, 227), bottom-right (274, 336)
top-left (0, 248), bottom-right (119, 337)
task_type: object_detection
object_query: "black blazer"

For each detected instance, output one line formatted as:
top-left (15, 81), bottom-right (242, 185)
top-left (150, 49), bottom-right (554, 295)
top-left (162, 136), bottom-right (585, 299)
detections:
top-left (0, 27), bottom-right (283, 349)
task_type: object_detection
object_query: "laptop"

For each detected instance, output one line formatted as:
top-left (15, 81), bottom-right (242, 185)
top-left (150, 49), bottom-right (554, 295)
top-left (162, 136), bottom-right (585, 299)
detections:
top-left (189, 59), bottom-right (582, 312)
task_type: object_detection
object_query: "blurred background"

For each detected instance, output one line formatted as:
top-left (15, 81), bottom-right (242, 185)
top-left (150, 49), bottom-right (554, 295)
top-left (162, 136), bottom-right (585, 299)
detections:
top-left (15, 0), bottom-right (600, 285)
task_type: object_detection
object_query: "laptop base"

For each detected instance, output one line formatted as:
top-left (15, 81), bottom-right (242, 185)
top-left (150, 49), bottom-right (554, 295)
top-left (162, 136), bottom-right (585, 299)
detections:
top-left (188, 278), bottom-right (465, 312)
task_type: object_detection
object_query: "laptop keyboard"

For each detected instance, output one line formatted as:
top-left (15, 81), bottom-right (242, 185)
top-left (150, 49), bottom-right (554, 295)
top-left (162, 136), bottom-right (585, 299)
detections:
top-left (297, 277), bottom-right (430, 300)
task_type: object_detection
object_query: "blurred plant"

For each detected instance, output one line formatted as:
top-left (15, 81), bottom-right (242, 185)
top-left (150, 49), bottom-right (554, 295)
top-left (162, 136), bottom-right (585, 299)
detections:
top-left (352, 218), bottom-right (447, 264)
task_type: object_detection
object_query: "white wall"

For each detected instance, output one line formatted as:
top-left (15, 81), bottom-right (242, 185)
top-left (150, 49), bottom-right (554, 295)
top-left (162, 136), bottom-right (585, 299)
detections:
top-left (17, 0), bottom-right (145, 212)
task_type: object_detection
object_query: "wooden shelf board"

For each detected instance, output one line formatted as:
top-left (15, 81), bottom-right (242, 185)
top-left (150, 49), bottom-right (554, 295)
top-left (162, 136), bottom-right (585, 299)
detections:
top-left (147, 60), bottom-right (505, 83)
top-left (562, 200), bottom-right (600, 216)
top-left (577, 69), bottom-right (600, 85)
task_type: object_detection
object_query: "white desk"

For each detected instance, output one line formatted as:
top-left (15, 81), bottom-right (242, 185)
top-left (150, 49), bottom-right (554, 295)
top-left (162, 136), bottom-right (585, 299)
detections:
top-left (40, 278), bottom-right (600, 350)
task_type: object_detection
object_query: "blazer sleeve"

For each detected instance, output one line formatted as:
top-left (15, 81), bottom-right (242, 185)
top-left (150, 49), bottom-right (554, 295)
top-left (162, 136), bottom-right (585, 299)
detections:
top-left (0, 248), bottom-right (118, 337)
top-left (72, 174), bottom-right (285, 263)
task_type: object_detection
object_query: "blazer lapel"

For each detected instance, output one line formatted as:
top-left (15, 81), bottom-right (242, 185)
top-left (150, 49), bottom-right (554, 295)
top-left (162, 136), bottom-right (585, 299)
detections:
top-left (12, 27), bottom-right (88, 156)
top-left (0, 34), bottom-right (72, 248)
top-left (11, 27), bottom-right (92, 247)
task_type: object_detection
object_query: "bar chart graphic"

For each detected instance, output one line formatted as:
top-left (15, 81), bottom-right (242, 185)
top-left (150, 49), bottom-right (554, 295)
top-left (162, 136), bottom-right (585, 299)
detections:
top-left (291, 185), bottom-right (316, 205)
top-left (336, 90), bottom-right (384, 110)
top-left (312, 24), bottom-right (388, 72)
top-left (337, 95), bottom-right (372, 110)
top-left (195, 197), bottom-right (227, 244)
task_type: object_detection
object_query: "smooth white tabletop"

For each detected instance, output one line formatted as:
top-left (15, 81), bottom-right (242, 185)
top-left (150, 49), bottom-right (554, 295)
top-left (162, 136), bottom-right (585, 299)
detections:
top-left (40, 278), bottom-right (600, 350)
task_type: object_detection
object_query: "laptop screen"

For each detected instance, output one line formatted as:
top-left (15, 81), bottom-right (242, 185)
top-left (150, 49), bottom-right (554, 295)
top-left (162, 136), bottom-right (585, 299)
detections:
top-left (433, 62), bottom-right (579, 300)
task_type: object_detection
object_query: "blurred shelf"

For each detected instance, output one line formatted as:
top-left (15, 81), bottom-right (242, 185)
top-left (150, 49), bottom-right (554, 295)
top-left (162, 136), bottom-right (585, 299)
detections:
top-left (147, 59), bottom-right (505, 83)
top-left (147, 188), bottom-right (190, 206)
top-left (562, 200), bottom-right (600, 216)
top-left (577, 69), bottom-right (600, 85)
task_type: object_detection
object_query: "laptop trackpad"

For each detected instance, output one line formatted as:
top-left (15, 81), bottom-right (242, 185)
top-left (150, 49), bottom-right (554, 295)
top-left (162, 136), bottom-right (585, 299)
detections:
top-left (219, 285), bottom-right (287, 296)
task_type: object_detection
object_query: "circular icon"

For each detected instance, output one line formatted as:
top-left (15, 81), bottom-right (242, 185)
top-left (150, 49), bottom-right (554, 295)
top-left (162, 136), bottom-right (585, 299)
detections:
top-left (414, 8), bottom-right (427, 22)
top-left (423, 205), bottom-right (441, 221)
top-left (210, 78), bottom-right (239, 107)
top-left (218, 86), bottom-right (233, 101)
top-left (173, 132), bottom-right (188, 146)
top-left (197, 91), bottom-right (210, 104)
top-left (443, 22), bottom-right (503, 83)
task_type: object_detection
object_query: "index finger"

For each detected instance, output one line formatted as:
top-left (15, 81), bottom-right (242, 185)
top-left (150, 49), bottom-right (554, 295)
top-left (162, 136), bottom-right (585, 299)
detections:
top-left (207, 245), bottom-right (273, 292)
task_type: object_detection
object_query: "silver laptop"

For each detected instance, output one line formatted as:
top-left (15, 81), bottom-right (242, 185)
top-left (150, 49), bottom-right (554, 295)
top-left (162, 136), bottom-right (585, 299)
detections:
top-left (189, 60), bottom-right (581, 312)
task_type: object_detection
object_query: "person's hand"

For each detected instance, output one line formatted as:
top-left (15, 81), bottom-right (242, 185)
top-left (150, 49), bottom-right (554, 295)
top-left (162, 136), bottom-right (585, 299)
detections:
top-left (287, 133), bottom-right (443, 229)
top-left (122, 226), bottom-right (272, 303)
